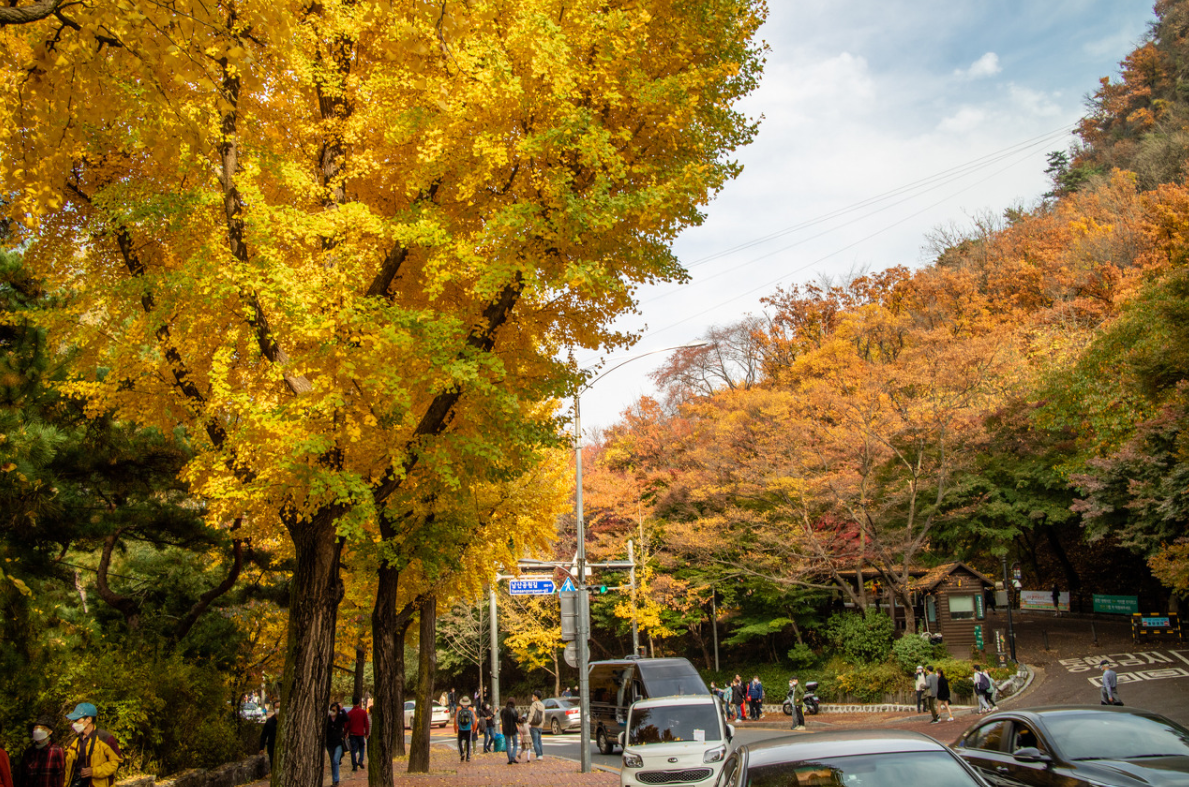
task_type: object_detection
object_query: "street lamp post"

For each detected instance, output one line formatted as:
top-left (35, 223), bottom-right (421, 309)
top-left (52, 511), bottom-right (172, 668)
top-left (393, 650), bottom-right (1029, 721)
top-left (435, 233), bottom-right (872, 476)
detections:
top-left (573, 342), bottom-right (709, 774)
top-left (1001, 554), bottom-right (1017, 663)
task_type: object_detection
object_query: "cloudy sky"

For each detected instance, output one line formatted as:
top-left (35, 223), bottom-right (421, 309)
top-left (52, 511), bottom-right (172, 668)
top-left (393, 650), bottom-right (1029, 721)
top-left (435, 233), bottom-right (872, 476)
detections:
top-left (574, 1), bottom-right (1156, 431)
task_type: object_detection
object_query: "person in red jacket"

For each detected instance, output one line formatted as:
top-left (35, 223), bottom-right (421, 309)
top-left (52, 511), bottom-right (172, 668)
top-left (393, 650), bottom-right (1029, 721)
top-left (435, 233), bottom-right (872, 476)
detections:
top-left (345, 697), bottom-right (370, 772)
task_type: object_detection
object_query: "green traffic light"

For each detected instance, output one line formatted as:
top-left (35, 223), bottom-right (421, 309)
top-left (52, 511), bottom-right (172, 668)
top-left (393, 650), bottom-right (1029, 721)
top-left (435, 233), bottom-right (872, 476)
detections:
top-left (600, 585), bottom-right (607, 594)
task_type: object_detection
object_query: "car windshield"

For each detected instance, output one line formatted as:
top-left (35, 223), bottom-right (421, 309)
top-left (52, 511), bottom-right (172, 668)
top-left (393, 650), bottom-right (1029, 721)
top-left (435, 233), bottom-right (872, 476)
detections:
top-left (628, 704), bottom-right (721, 745)
top-left (1043, 712), bottom-right (1189, 761)
top-left (638, 666), bottom-right (708, 697)
top-left (746, 751), bottom-right (979, 787)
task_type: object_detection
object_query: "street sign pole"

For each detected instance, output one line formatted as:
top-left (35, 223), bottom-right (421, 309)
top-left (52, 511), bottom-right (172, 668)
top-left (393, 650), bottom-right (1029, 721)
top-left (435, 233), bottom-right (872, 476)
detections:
top-left (575, 393), bottom-right (591, 774)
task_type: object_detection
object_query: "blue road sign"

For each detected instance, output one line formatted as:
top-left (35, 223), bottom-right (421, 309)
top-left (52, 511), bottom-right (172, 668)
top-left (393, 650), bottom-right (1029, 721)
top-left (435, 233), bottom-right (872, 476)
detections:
top-left (559, 577), bottom-right (576, 593)
top-left (508, 577), bottom-right (557, 596)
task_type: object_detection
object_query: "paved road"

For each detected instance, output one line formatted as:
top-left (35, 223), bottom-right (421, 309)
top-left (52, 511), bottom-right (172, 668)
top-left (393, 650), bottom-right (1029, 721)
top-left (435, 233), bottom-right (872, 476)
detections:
top-left (429, 725), bottom-right (799, 773)
top-left (999, 609), bottom-right (1189, 725)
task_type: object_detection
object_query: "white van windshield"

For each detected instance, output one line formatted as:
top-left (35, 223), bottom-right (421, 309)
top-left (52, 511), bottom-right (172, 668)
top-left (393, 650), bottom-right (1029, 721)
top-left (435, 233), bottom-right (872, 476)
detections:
top-left (628, 704), bottom-right (721, 745)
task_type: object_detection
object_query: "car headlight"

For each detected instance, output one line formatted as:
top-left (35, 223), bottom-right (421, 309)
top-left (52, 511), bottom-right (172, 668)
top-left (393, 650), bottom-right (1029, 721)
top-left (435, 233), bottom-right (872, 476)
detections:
top-left (703, 745), bottom-right (726, 764)
top-left (623, 752), bottom-right (643, 768)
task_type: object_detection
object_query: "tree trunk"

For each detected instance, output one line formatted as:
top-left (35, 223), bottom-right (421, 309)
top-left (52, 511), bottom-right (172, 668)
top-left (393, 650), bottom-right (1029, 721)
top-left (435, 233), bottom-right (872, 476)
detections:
top-left (552, 650), bottom-right (561, 697)
top-left (370, 566), bottom-right (418, 787)
top-left (274, 511), bottom-right (345, 787)
top-left (353, 636), bottom-right (367, 704)
top-left (407, 594), bottom-right (437, 773)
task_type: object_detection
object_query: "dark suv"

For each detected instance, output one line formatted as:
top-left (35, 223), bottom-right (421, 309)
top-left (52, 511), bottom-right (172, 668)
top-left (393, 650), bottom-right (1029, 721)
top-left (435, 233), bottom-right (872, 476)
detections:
top-left (588, 657), bottom-right (709, 754)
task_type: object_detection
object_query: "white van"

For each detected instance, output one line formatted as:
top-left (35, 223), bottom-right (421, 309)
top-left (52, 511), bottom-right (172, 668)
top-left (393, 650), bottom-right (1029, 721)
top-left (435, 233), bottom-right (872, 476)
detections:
top-left (618, 694), bottom-right (734, 787)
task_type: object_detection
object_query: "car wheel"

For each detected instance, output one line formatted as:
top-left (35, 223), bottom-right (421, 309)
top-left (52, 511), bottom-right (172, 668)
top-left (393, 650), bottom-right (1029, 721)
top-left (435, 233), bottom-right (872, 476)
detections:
top-left (597, 727), bottom-right (615, 755)
top-left (551, 718), bottom-right (562, 736)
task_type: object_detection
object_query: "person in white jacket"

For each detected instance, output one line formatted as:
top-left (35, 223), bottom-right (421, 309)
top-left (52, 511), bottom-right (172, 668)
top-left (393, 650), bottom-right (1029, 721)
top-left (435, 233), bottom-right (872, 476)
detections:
top-left (914, 666), bottom-right (927, 713)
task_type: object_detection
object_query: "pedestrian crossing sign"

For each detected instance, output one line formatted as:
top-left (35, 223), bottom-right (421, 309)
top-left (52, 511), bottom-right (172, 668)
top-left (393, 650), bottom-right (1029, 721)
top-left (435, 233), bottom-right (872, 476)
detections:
top-left (559, 577), bottom-right (576, 593)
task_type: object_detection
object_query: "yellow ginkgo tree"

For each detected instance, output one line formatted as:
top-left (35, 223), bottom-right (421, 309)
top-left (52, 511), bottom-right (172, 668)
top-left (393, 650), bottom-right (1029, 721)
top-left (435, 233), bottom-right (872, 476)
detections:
top-left (0, 0), bottom-right (766, 783)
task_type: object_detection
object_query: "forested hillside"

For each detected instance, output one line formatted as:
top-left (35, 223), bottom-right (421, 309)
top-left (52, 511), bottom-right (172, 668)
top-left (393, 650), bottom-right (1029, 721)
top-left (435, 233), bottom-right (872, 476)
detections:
top-left (576, 1), bottom-right (1189, 663)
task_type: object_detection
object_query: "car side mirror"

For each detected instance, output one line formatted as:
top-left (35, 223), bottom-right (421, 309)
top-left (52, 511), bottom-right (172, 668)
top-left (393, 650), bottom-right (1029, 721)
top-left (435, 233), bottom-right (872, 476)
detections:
top-left (1013, 747), bottom-right (1052, 765)
top-left (726, 724), bottom-right (735, 742)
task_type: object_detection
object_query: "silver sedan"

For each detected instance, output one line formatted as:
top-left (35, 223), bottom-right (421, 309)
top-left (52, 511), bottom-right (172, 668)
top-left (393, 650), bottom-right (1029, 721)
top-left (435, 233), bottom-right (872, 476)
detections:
top-left (543, 697), bottom-right (581, 735)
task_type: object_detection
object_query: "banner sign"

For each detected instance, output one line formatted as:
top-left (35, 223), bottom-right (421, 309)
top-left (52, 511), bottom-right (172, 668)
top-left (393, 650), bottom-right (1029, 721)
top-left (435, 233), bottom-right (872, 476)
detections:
top-left (1093, 594), bottom-right (1139, 615)
top-left (1020, 590), bottom-right (1069, 611)
top-left (508, 576), bottom-right (557, 596)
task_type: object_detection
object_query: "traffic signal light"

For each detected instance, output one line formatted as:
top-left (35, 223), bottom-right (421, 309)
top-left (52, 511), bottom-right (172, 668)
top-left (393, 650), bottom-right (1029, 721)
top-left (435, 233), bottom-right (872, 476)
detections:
top-left (599, 585), bottom-right (607, 594)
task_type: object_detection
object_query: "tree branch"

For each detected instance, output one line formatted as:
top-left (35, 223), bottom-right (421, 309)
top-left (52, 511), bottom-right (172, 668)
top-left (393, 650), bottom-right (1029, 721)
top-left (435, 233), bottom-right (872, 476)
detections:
top-left (0, 0), bottom-right (63, 26)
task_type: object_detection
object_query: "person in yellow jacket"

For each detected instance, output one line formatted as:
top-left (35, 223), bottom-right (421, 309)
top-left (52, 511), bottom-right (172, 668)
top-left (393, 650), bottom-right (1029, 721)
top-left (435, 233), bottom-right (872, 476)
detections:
top-left (62, 704), bottom-right (121, 787)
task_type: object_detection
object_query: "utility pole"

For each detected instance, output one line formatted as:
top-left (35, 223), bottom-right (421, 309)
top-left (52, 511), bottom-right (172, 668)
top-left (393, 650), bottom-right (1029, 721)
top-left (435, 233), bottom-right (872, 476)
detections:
top-left (489, 584), bottom-right (500, 708)
top-left (711, 590), bottom-right (719, 673)
top-left (575, 394), bottom-right (592, 774)
top-left (628, 539), bottom-right (639, 657)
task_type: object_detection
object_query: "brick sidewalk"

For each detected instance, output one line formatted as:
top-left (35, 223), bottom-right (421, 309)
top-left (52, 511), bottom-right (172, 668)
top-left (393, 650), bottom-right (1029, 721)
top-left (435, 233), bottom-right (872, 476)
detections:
top-left (249, 745), bottom-right (618, 787)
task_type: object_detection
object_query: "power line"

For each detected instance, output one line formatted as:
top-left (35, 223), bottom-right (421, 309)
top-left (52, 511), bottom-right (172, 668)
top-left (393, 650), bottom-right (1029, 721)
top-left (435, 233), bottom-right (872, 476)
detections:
top-left (682, 123), bottom-right (1075, 270)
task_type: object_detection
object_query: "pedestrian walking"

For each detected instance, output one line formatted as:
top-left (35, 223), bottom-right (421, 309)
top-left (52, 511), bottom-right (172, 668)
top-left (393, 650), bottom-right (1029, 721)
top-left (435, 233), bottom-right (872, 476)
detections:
top-left (453, 697), bottom-right (476, 762)
top-left (1100, 660), bottom-right (1121, 705)
top-left (528, 690), bottom-right (545, 760)
top-left (747, 676), bottom-right (764, 720)
top-left (1051, 584), bottom-right (1061, 616)
top-left (936, 668), bottom-right (955, 721)
top-left (972, 666), bottom-right (990, 713)
top-left (500, 699), bottom-right (519, 765)
top-left (346, 697), bottom-right (370, 771)
top-left (480, 703), bottom-right (496, 753)
top-left (16, 716), bottom-right (65, 787)
top-left (63, 703), bottom-right (121, 787)
top-left (447, 688), bottom-right (457, 717)
top-left (786, 678), bottom-right (805, 731)
top-left (259, 705), bottom-right (279, 766)
top-left (325, 703), bottom-right (346, 787)
top-left (913, 666), bottom-right (926, 713)
top-left (925, 667), bottom-right (940, 723)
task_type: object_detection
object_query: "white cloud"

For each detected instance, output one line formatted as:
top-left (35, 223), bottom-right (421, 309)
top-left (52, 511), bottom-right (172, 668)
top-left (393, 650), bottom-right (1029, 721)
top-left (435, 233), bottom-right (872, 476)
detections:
top-left (938, 107), bottom-right (987, 133)
top-left (955, 52), bottom-right (1002, 80)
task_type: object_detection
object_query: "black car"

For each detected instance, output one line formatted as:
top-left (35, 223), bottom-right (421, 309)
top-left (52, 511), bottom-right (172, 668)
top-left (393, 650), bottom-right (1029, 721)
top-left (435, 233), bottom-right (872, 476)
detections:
top-left (715, 729), bottom-right (992, 787)
top-left (953, 705), bottom-right (1189, 787)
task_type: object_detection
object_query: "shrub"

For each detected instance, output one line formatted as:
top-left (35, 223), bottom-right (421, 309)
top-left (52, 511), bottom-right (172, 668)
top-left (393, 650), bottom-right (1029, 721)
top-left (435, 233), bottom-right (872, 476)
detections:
top-left (786, 643), bottom-right (816, 670)
top-left (891, 634), bottom-right (937, 674)
top-left (832, 662), bottom-right (911, 703)
top-left (824, 612), bottom-right (894, 664)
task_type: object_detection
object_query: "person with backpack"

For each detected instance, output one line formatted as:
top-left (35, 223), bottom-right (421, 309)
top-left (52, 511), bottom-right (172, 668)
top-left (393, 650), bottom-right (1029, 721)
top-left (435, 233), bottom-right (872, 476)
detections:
top-left (453, 697), bottom-right (476, 762)
top-left (972, 665), bottom-right (994, 713)
top-left (528, 691), bottom-right (546, 761)
top-left (63, 703), bottom-right (121, 787)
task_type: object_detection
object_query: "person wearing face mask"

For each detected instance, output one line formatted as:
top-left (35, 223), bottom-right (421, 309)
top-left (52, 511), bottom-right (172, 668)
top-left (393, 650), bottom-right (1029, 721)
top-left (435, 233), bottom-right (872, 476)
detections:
top-left (16, 717), bottom-right (64, 787)
top-left (324, 703), bottom-right (347, 787)
top-left (62, 703), bottom-right (121, 787)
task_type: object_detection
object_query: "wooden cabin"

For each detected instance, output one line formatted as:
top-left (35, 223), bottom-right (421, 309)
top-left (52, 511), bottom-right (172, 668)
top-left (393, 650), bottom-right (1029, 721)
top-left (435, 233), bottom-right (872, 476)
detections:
top-left (911, 562), bottom-right (995, 657)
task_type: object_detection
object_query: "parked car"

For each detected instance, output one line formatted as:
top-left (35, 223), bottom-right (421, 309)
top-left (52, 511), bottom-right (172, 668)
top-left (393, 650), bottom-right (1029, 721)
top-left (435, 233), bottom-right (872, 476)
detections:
top-left (543, 697), bottom-right (581, 735)
top-left (619, 694), bottom-right (734, 787)
top-left (589, 657), bottom-right (708, 754)
top-left (953, 705), bottom-right (1189, 787)
top-left (715, 729), bottom-right (991, 787)
top-left (402, 700), bottom-right (449, 728)
top-left (239, 702), bottom-right (266, 722)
